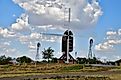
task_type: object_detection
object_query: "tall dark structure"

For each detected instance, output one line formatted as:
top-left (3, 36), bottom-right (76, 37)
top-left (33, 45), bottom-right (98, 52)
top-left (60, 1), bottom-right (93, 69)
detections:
top-left (59, 8), bottom-right (76, 63)
top-left (59, 30), bottom-right (76, 63)
top-left (62, 30), bottom-right (73, 52)
top-left (88, 38), bottom-right (94, 59)
top-left (35, 42), bottom-right (41, 61)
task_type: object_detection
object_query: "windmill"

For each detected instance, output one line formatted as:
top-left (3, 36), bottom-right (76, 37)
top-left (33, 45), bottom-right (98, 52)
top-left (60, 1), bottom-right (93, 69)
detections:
top-left (59, 8), bottom-right (76, 64)
top-left (35, 42), bottom-right (41, 61)
top-left (88, 38), bottom-right (94, 59)
top-left (39, 8), bottom-right (75, 64)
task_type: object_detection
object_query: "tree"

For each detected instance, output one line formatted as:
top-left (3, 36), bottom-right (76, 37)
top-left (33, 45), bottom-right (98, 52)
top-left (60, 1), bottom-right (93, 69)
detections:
top-left (51, 57), bottom-right (58, 63)
top-left (16, 56), bottom-right (32, 63)
top-left (42, 47), bottom-right (54, 63)
top-left (0, 55), bottom-right (12, 65)
top-left (76, 57), bottom-right (87, 64)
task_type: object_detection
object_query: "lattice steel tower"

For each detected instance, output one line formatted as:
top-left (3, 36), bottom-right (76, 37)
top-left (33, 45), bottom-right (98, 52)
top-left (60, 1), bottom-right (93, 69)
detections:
top-left (88, 38), bottom-right (93, 59)
top-left (35, 42), bottom-right (41, 61)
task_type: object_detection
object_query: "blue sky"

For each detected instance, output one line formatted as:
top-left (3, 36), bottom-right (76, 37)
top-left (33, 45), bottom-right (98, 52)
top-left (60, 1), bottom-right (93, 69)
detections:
top-left (0, 0), bottom-right (24, 27)
top-left (94, 0), bottom-right (121, 44)
top-left (0, 0), bottom-right (121, 61)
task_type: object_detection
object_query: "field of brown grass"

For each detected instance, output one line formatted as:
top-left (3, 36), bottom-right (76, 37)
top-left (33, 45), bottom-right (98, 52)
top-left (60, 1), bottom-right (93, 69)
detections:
top-left (0, 63), bottom-right (121, 80)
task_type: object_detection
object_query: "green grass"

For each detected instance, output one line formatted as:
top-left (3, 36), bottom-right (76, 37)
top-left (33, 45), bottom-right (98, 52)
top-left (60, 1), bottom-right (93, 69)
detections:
top-left (61, 64), bottom-right (83, 71)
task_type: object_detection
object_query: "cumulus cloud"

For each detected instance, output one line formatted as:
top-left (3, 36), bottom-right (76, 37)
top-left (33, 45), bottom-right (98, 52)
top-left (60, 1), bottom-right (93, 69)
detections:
top-left (0, 12), bottom-right (61, 58)
top-left (95, 29), bottom-right (121, 52)
top-left (106, 30), bottom-right (117, 36)
top-left (13, 0), bottom-right (102, 30)
top-left (0, 28), bottom-right (16, 38)
top-left (11, 13), bottom-right (31, 34)
top-left (95, 42), bottom-right (113, 51)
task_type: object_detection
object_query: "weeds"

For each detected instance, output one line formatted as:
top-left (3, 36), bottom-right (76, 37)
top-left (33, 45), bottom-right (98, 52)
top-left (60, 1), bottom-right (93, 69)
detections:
top-left (24, 76), bottom-right (112, 80)
top-left (0, 63), bottom-right (121, 79)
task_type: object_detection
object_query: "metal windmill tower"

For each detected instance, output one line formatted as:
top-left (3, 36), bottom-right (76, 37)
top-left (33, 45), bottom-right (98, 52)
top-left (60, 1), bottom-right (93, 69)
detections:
top-left (35, 42), bottom-right (41, 61)
top-left (88, 38), bottom-right (94, 59)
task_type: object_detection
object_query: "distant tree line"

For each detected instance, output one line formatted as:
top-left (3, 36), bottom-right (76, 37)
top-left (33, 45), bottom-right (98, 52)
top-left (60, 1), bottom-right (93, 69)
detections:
top-left (0, 47), bottom-right (120, 65)
top-left (76, 57), bottom-right (102, 64)
top-left (0, 54), bottom-right (120, 65)
top-left (0, 47), bottom-right (57, 65)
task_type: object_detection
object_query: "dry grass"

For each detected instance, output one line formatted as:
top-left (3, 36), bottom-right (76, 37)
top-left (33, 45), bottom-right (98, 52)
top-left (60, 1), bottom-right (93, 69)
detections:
top-left (0, 63), bottom-right (121, 79)
top-left (108, 74), bottom-right (121, 80)
top-left (24, 75), bottom-right (112, 80)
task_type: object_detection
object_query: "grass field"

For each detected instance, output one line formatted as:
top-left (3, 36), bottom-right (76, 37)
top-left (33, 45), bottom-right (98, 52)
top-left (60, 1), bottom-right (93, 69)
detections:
top-left (0, 63), bottom-right (121, 80)
top-left (24, 76), bottom-right (112, 80)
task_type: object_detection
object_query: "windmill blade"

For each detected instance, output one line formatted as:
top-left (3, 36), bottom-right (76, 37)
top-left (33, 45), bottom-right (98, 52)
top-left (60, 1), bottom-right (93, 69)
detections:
top-left (40, 32), bottom-right (63, 36)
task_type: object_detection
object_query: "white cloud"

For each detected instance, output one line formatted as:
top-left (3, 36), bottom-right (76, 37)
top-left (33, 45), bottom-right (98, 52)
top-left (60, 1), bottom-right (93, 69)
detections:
top-left (19, 35), bottom-right (29, 43)
top-left (28, 42), bottom-right (36, 49)
top-left (12, 0), bottom-right (102, 30)
top-left (0, 28), bottom-right (16, 38)
top-left (11, 13), bottom-right (30, 32)
top-left (106, 30), bottom-right (117, 36)
top-left (108, 39), bottom-right (121, 45)
top-left (118, 29), bottom-right (121, 35)
top-left (95, 28), bottom-right (121, 52)
top-left (30, 32), bottom-right (41, 40)
top-left (95, 42), bottom-right (113, 51)
top-left (13, 14), bottom-right (16, 17)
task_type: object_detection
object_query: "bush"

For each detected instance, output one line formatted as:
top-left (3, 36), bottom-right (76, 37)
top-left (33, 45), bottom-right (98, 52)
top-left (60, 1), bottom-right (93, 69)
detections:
top-left (62, 65), bottom-right (83, 71)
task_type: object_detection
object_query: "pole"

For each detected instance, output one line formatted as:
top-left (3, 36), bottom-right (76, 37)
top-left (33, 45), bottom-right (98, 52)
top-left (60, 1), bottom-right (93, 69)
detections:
top-left (66, 8), bottom-right (71, 63)
top-left (66, 30), bottom-right (69, 63)
top-left (68, 8), bottom-right (71, 23)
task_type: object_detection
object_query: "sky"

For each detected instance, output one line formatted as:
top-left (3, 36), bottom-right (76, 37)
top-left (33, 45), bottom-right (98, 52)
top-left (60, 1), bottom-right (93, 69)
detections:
top-left (0, 0), bottom-right (121, 62)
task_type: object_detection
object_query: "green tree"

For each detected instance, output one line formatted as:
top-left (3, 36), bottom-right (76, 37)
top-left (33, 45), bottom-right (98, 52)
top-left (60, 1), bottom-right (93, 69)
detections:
top-left (16, 56), bottom-right (32, 63)
top-left (42, 47), bottom-right (54, 63)
top-left (51, 57), bottom-right (58, 63)
top-left (76, 57), bottom-right (87, 64)
top-left (0, 55), bottom-right (12, 65)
